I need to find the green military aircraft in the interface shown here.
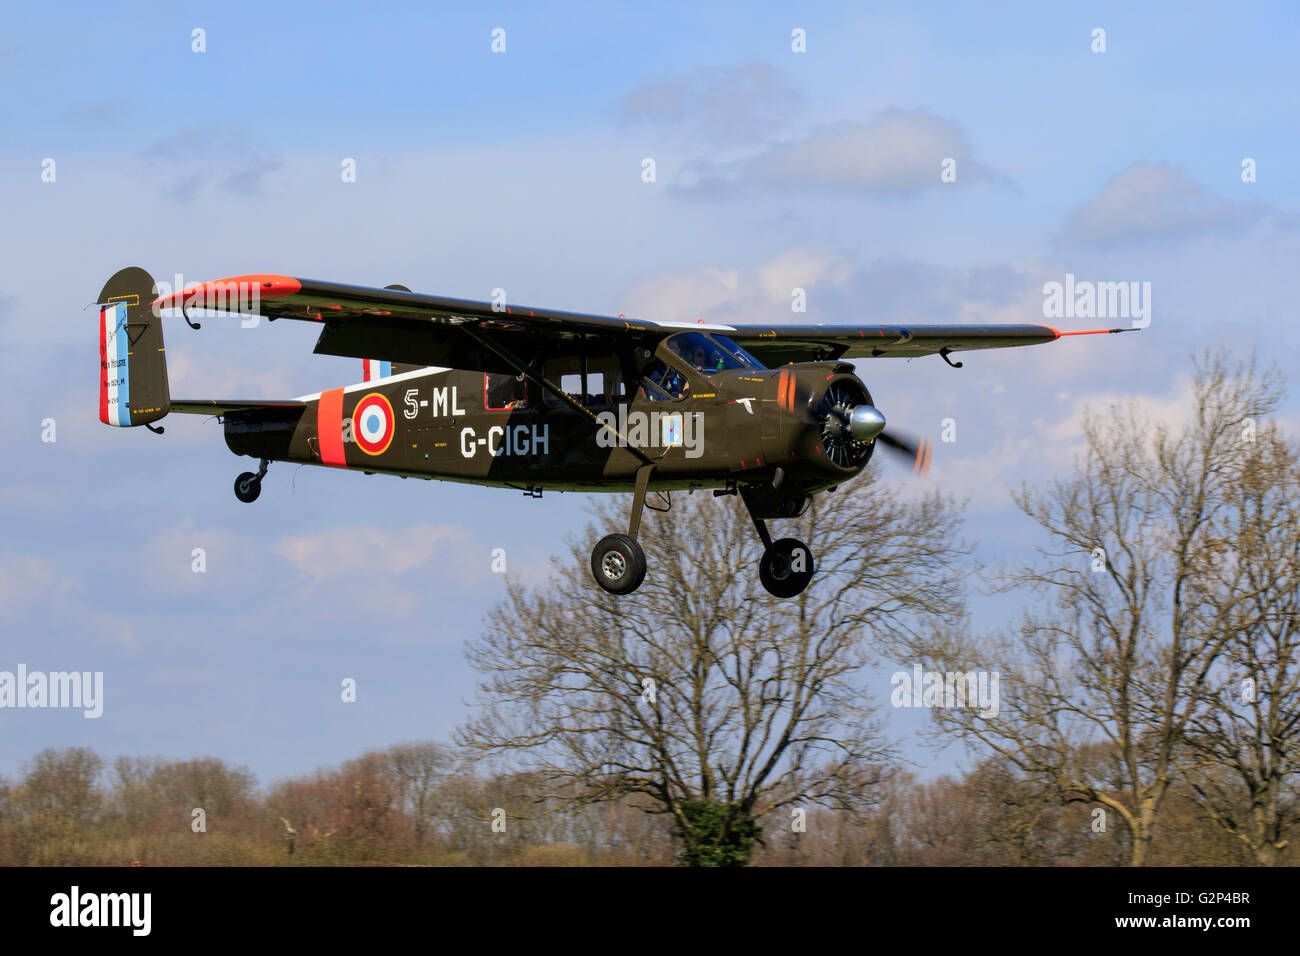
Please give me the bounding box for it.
[97,266,1134,597]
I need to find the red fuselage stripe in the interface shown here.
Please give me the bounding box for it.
[317,388,347,466]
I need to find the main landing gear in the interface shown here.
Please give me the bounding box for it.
[591,464,653,595]
[753,529,814,599]
[739,482,814,598]
[234,459,270,503]
[588,467,816,598]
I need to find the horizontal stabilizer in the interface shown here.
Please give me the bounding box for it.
[170,399,306,416]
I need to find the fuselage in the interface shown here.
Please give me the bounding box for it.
[222,361,875,496]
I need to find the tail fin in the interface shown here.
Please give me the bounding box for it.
[362,359,424,382]
[98,266,170,427]
[360,283,425,382]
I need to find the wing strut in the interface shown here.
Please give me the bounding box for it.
[455,324,657,467]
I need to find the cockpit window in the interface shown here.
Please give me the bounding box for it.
[711,334,766,370]
[665,332,744,375]
[640,358,688,400]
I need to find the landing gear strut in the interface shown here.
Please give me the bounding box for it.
[590,464,653,595]
[743,490,815,598]
[234,459,269,504]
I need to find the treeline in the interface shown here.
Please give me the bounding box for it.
[0,744,1288,866]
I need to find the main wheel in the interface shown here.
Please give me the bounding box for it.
[234,472,262,503]
[759,538,814,598]
[591,533,647,595]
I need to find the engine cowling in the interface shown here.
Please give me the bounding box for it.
[816,377,885,469]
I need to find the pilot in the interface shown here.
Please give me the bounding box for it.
[669,338,710,372]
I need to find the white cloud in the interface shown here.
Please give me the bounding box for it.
[619,63,802,145]
[756,247,854,303]
[1045,378,1199,445]
[166,351,299,402]
[675,109,1001,197]
[1061,162,1267,246]
[0,552,70,614]
[619,266,744,324]
[275,523,469,579]
[0,551,137,650]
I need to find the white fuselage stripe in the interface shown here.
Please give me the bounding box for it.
[295,365,451,403]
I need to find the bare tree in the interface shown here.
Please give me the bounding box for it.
[457,470,966,865]
[1182,410,1300,863]
[385,742,452,845]
[16,746,104,826]
[902,350,1283,866]
[8,747,105,863]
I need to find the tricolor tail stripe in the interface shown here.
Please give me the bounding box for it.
[99,303,131,426]
[363,359,393,381]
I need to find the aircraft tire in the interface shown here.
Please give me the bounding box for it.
[234,472,262,503]
[591,533,647,595]
[759,538,814,598]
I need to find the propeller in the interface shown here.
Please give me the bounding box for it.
[787,373,932,476]
[811,379,932,476]
[816,380,874,468]
[876,430,932,477]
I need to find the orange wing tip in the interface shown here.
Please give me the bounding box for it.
[149,274,302,309]
[1057,326,1142,336]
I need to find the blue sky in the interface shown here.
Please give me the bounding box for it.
[2,1,1298,786]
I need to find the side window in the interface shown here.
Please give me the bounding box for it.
[560,373,584,399]
[484,372,529,410]
[543,357,582,408]
[584,357,627,406]
[543,355,627,407]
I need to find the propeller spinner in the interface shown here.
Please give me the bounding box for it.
[815,378,930,476]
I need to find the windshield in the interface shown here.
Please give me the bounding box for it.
[666,332,744,375]
[711,334,766,370]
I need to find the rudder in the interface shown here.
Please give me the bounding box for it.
[98,266,170,427]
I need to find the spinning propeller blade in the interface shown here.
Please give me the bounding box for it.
[876,430,932,477]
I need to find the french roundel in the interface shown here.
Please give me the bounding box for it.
[353,393,395,455]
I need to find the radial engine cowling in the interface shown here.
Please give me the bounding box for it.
[817,378,885,469]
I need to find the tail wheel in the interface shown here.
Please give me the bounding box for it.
[591,533,647,595]
[759,538,814,598]
[234,472,261,503]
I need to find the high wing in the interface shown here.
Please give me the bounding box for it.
[724,323,1136,366]
[152,274,1135,370]
[153,274,673,375]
